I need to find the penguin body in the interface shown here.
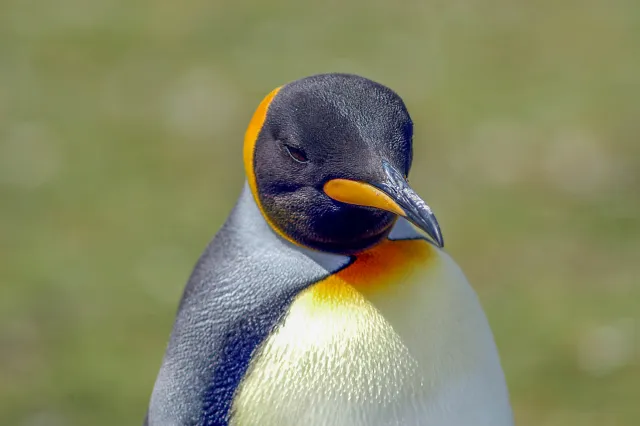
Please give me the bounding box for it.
[146,74,513,426]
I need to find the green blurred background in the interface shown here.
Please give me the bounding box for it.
[1,0,638,424]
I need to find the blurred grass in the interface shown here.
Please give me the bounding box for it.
[1,0,639,425]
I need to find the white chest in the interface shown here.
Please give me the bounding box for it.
[231,239,513,426]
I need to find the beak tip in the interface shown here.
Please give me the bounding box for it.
[433,233,444,248]
[428,224,444,249]
[404,214,444,248]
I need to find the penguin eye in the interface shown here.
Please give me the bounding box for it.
[283,144,309,164]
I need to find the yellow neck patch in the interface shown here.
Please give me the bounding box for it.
[312,238,434,304]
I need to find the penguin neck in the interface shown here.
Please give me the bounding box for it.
[235,181,434,273]
[235,181,352,272]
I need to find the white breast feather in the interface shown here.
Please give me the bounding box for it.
[231,220,513,426]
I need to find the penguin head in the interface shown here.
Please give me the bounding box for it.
[244,73,443,255]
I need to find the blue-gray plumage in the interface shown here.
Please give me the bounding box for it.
[147,185,349,425]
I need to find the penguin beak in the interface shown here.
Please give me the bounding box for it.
[323,161,444,248]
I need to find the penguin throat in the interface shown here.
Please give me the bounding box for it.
[256,194,397,255]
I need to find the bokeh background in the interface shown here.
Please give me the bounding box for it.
[1,0,639,425]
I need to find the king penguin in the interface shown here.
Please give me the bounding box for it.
[145,73,514,426]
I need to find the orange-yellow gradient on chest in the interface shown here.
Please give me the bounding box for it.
[312,237,435,305]
[231,237,438,425]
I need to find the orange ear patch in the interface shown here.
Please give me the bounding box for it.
[243,86,281,202]
[243,87,303,246]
